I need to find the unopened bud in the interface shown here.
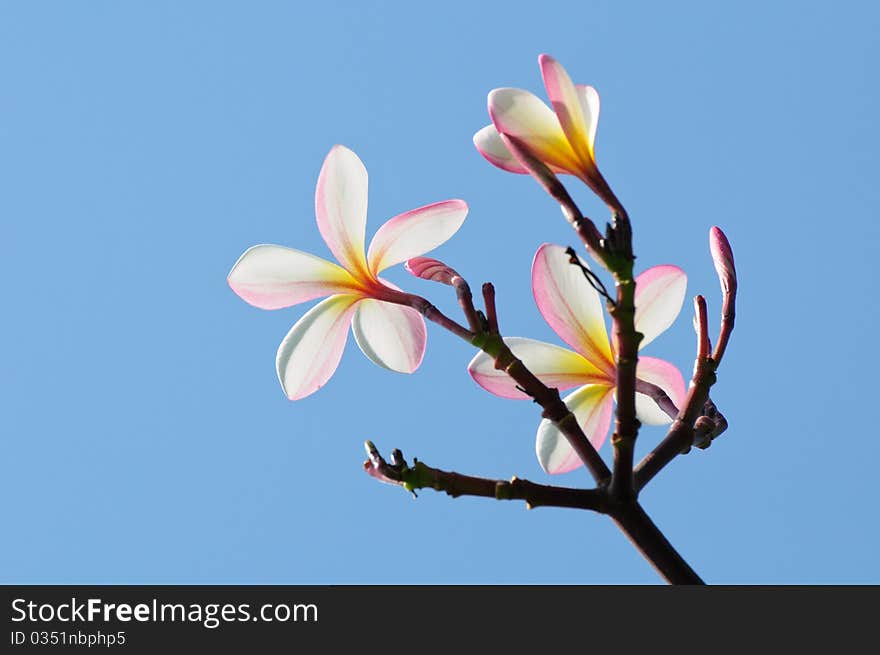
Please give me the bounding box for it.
[709,226,737,295]
[404,257,461,286]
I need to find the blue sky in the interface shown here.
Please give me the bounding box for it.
[2,1,878,583]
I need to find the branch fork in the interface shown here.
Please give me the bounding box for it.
[368,122,737,584]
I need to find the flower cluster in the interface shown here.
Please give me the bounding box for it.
[468,244,686,473]
[228,55,702,476]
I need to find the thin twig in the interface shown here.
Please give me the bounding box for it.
[694,295,710,360]
[397,287,611,484]
[634,378,678,421]
[633,360,716,491]
[634,231,737,490]
[482,283,499,334]
[403,294,474,342]
[452,276,481,333]
[713,285,736,365]
[565,246,615,305]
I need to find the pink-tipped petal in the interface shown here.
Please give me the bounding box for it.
[532,244,615,373]
[315,145,370,277]
[487,88,580,174]
[635,356,687,425]
[633,265,687,349]
[536,384,615,474]
[473,125,529,173]
[367,200,468,275]
[404,257,461,285]
[468,337,608,400]
[227,244,359,310]
[576,85,601,154]
[275,294,361,400]
[351,299,426,373]
[539,54,594,165]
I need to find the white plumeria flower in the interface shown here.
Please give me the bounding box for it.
[228,145,468,400]
[474,54,619,209]
[468,244,687,474]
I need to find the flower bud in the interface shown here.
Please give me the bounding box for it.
[404,257,461,286]
[709,226,737,295]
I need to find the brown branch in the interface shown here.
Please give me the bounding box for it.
[608,275,640,499]
[401,294,474,342]
[400,280,612,485]
[477,333,612,484]
[365,442,702,583]
[383,209,717,583]
[633,357,716,491]
[605,211,640,501]
[481,283,499,334]
[694,295,710,360]
[634,230,737,490]
[609,502,704,584]
[713,284,736,365]
[364,442,607,512]
[452,277,482,334]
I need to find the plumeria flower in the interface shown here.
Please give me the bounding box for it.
[228,145,468,400]
[473,54,620,210]
[468,244,687,474]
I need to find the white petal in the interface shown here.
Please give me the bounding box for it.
[539,54,593,165]
[634,265,687,349]
[473,125,529,173]
[468,337,608,399]
[276,294,360,400]
[532,243,615,372]
[315,145,370,276]
[576,85,600,154]
[367,199,468,274]
[536,384,615,474]
[351,299,427,373]
[227,244,359,309]
[635,356,687,425]
[487,87,581,173]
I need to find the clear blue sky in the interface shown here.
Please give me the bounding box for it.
[2,1,878,584]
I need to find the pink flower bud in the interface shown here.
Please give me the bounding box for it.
[404,257,461,286]
[709,226,737,295]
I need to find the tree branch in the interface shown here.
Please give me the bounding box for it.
[364,443,702,583]
[472,332,612,484]
[609,501,704,584]
[364,442,607,512]
[633,357,716,491]
[606,212,641,501]
[634,229,737,491]
[402,294,475,342]
[399,279,612,485]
